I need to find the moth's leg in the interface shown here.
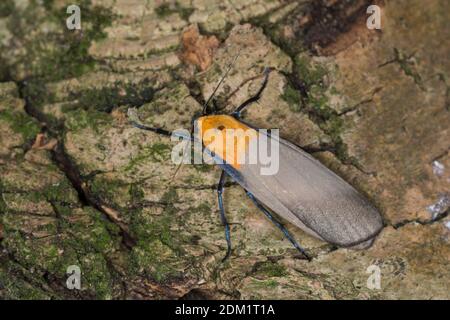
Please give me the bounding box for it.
[217,170,232,262]
[127,108,172,136]
[245,191,311,261]
[232,67,271,118]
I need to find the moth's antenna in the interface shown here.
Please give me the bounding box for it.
[173,51,240,180]
[202,50,241,115]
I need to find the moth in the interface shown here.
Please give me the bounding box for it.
[128,59,384,261]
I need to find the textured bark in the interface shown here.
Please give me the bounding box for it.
[0,0,449,299]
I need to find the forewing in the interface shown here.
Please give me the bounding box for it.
[220,133,383,247]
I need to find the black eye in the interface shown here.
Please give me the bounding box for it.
[217,125,225,131]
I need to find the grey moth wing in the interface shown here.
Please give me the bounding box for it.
[219,131,384,248]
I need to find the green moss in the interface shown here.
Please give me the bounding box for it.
[289,54,356,164]
[35,0,113,81]
[2,192,51,216]
[155,3,174,17]
[196,202,211,215]
[130,239,179,282]
[148,142,172,162]
[79,252,114,299]
[64,108,110,132]
[291,54,336,120]
[129,183,144,204]
[0,185,6,214]
[294,55,328,87]
[0,0,14,17]
[19,79,60,131]
[3,0,113,82]
[0,263,51,299]
[1,188,120,298]
[124,142,172,172]
[66,80,156,113]
[281,84,302,112]
[155,2,194,21]
[160,187,178,204]
[187,201,211,217]
[128,187,184,282]
[193,163,214,173]
[0,109,40,142]
[247,6,306,57]
[20,79,55,110]
[177,6,195,21]
[55,209,119,298]
[43,179,79,204]
[251,278,279,289]
[255,261,288,277]
[1,230,60,274]
[308,85,332,118]
[57,207,119,256]
[129,216,180,281]
[130,189,178,247]
[89,177,129,207]
[393,48,423,87]
[90,211,120,252]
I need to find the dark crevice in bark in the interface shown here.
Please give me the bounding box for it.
[391,210,449,230]
[16,81,137,251]
[51,142,136,249]
[337,87,383,116]
[50,143,90,207]
[245,0,384,180]
[432,147,450,163]
[378,48,425,90]
[302,0,374,53]
[179,288,216,300]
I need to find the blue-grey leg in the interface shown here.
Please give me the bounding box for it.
[127,108,173,137]
[245,191,311,261]
[217,170,232,262]
[232,67,271,118]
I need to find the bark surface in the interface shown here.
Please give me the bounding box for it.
[0,0,449,299]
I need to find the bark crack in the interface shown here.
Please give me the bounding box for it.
[390,209,449,230]
[16,81,137,251]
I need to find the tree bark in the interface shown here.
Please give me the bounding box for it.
[0,0,449,299]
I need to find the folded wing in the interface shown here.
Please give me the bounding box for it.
[220,132,383,248]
